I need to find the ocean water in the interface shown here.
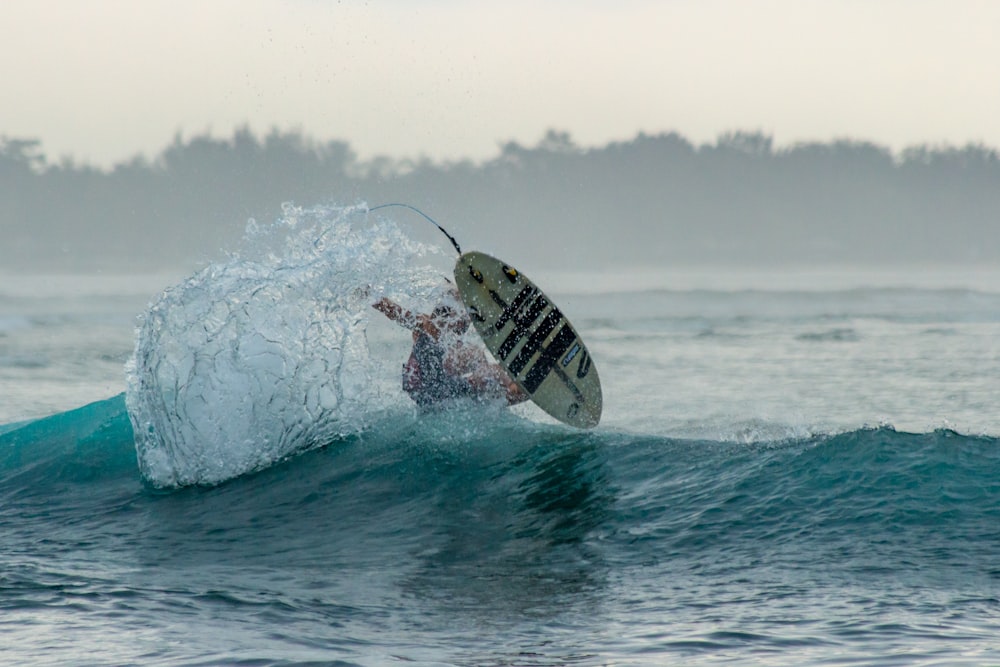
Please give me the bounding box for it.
[2,205,1000,665]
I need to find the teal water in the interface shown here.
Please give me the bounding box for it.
[2,394,999,665]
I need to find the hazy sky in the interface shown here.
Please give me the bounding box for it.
[2,0,998,167]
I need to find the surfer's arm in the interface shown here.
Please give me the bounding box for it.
[373,297,417,330]
[477,363,528,405]
[372,298,447,341]
[498,373,529,405]
[446,344,528,405]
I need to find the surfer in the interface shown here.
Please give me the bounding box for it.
[372,287,528,408]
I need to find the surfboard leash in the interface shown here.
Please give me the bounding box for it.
[368,203,462,255]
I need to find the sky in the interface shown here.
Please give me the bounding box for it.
[2,0,999,168]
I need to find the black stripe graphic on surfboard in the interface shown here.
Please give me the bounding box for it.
[497,295,553,362]
[522,324,578,394]
[487,282,575,395]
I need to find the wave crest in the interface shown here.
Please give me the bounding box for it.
[125,204,438,487]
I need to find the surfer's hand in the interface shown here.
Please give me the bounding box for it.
[505,379,528,405]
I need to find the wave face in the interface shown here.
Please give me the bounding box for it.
[2,397,999,665]
[124,204,447,487]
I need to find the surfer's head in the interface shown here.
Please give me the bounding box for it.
[430,286,470,334]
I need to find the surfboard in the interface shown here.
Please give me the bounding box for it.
[453,251,602,429]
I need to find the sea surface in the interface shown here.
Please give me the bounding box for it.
[2,205,1000,665]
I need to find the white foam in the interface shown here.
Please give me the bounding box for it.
[125,204,445,487]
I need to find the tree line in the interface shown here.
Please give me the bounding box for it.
[2,127,998,272]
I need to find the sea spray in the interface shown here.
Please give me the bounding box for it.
[125,204,447,487]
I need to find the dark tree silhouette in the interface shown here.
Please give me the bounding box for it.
[2,128,998,271]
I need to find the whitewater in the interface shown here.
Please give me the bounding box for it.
[2,204,1000,665]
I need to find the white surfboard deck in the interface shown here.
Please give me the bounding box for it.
[453,251,602,429]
